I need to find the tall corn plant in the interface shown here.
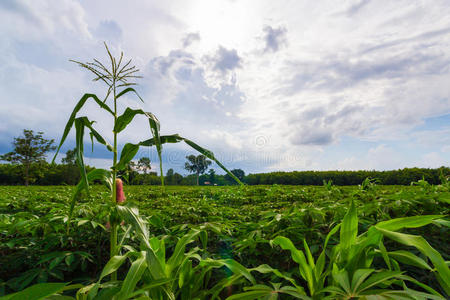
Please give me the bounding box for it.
[52,43,242,277]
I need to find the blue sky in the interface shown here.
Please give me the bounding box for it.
[0,0,449,175]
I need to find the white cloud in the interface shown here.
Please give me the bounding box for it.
[1,0,450,172]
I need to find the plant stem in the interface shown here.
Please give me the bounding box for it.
[111,78,118,281]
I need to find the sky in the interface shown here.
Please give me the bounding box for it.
[0,0,449,175]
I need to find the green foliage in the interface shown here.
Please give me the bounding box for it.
[185,154,212,185]
[61,149,77,165]
[246,167,450,186]
[1,183,449,298]
[0,129,56,186]
[225,169,246,185]
[137,157,151,174]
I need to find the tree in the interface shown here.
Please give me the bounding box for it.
[208,169,216,184]
[166,168,174,185]
[137,157,151,174]
[172,172,183,185]
[0,129,56,186]
[184,154,212,185]
[225,168,245,184]
[62,148,76,165]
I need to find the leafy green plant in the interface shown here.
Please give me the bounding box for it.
[50,44,242,277]
[230,200,449,299]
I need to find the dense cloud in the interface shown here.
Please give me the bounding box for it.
[0,0,449,172]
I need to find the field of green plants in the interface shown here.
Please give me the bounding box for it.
[1,179,449,299]
[1,45,449,299]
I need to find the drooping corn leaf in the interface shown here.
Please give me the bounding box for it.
[113,108,163,184]
[139,134,243,185]
[116,87,143,102]
[375,227,450,295]
[52,93,113,163]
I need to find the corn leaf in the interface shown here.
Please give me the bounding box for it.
[113,108,163,183]
[139,134,243,185]
[0,283,69,300]
[117,251,147,299]
[271,236,313,293]
[77,117,113,152]
[74,118,88,197]
[340,199,358,251]
[116,87,143,102]
[357,270,403,292]
[200,259,256,285]
[375,215,444,231]
[387,250,432,270]
[116,143,139,171]
[375,227,450,294]
[166,230,201,276]
[52,93,113,163]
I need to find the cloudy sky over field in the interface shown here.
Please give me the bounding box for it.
[0,0,449,174]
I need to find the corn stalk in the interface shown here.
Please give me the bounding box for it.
[52,43,242,280]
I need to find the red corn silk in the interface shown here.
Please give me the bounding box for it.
[116,178,126,204]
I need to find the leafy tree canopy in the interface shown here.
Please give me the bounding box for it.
[184,154,212,185]
[0,129,55,185]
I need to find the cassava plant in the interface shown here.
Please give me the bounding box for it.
[51,43,242,278]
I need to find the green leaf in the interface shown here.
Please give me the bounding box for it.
[340,199,358,251]
[116,143,140,171]
[116,205,149,243]
[387,250,432,270]
[0,283,68,300]
[271,236,313,294]
[316,224,341,278]
[200,259,256,285]
[375,215,444,231]
[357,270,403,292]
[375,227,450,294]
[116,87,143,102]
[332,269,351,295]
[117,251,147,299]
[78,117,113,152]
[67,169,112,230]
[125,279,174,299]
[182,137,242,185]
[139,134,243,185]
[113,108,163,183]
[114,108,145,133]
[87,252,133,299]
[146,112,164,186]
[166,230,201,275]
[74,118,88,197]
[226,290,274,300]
[250,264,305,293]
[178,259,192,288]
[303,239,315,269]
[52,93,113,163]
[350,269,374,293]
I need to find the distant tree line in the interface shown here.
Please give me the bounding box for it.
[244,167,449,186]
[1,129,448,186]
